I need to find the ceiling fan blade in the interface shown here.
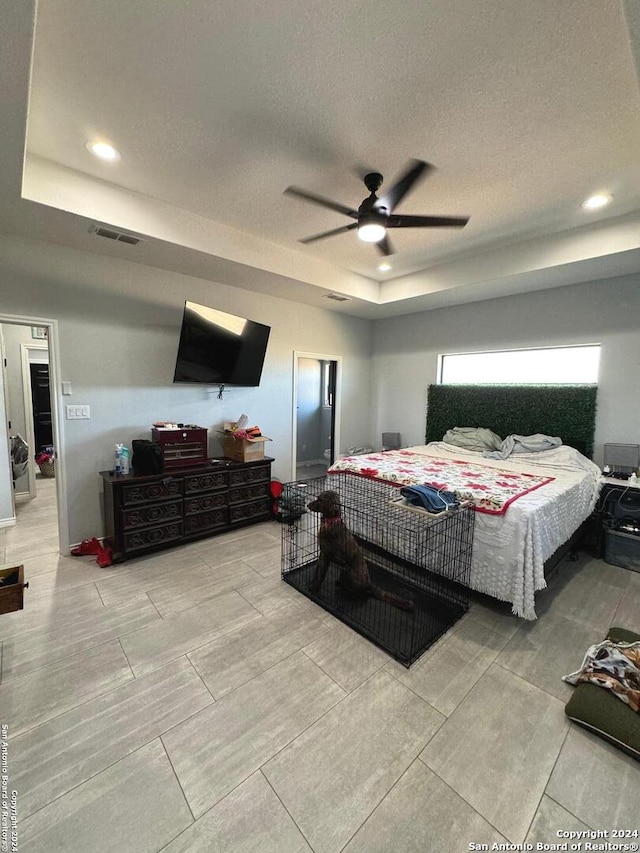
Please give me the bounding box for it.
[299,223,358,244]
[375,235,394,256]
[386,214,469,228]
[284,186,358,219]
[380,160,433,213]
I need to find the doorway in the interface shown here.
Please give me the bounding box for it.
[292,352,341,481]
[20,341,51,501]
[0,315,68,554]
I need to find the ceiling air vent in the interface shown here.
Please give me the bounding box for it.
[89,224,143,245]
[324,293,351,302]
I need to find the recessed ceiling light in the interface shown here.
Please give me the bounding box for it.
[86,141,121,162]
[582,193,611,211]
[378,262,392,271]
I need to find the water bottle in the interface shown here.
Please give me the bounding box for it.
[120,445,130,475]
[114,443,123,475]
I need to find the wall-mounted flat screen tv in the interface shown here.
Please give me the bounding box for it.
[173,301,271,386]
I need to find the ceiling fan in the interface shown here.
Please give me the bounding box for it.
[284,159,469,256]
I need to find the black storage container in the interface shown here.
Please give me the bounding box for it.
[604,523,640,572]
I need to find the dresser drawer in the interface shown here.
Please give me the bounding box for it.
[228,482,270,505]
[184,492,227,516]
[229,497,270,525]
[184,471,228,495]
[184,508,228,535]
[0,565,27,614]
[229,465,270,488]
[123,521,183,553]
[121,479,183,506]
[121,499,183,531]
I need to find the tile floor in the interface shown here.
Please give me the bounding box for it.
[0,476,639,852]
[295,463,329,482]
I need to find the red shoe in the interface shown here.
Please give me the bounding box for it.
[71,537,102,556]
[95,546,112,568]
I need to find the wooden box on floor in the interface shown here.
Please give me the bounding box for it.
[0,565,27,614]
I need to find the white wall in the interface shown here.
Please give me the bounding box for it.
[372,274,640,466]
[0,233,373,545]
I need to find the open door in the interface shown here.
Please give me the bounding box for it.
[292,352,341,481]
[326,359,337,464]
[20,341,50,500]
[0,329,15,526]
[0,315,68,554]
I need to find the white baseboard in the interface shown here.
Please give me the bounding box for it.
[0,516,16,528]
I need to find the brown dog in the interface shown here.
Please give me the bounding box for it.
[307,490,413,611]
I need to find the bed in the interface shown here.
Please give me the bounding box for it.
[327,384,602,620]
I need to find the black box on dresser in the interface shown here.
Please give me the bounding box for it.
[100,456,273,561]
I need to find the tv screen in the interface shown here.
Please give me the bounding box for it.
[173,301,271,386]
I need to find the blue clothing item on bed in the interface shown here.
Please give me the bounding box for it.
[399,484,459,512]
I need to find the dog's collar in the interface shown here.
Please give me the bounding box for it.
[321,516,342,528]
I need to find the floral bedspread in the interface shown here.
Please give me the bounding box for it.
[328,450,555,514]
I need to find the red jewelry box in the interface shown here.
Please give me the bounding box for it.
[151,427,208,469]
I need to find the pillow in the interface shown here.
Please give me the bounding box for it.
[564,627,640,761]
[441,426,502,452]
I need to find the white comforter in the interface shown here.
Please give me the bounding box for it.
[408,443,602,619]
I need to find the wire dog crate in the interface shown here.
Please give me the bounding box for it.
[281,474,474,667]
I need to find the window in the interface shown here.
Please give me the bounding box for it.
[438,345,600,384]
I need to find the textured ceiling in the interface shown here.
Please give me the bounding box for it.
[2,0,640,317]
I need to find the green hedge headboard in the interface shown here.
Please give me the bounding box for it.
[425,384,597,458]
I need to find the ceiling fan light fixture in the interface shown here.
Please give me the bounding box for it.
[358,221,386,243]
[286,159,465,255]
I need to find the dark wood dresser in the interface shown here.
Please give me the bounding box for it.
[100,456,273,561]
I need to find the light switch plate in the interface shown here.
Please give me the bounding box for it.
[66,405,91,419]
